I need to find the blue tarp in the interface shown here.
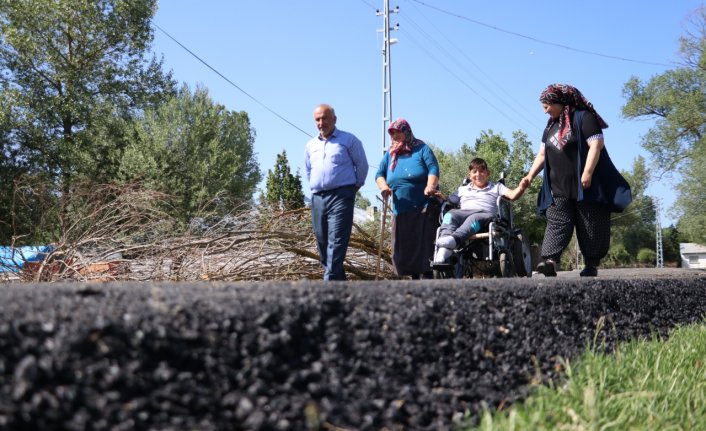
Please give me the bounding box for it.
[0,246,54,273]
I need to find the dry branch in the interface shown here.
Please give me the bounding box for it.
[5,185,397,282]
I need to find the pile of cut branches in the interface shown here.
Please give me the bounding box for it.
[6,183,395,282]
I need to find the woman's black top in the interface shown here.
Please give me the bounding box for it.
[541,111,602,200]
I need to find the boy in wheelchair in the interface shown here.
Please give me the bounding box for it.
[433,158,529,269]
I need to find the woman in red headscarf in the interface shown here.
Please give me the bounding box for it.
[375,118,441,279]
[523,84,632,277]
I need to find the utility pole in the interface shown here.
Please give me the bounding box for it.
[376,1,399,154]
[655,198,664,268]
[375,1,399,273]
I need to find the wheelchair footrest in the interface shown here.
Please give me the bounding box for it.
[466,232,490,242]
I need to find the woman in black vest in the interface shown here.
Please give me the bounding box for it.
[523,84,632,277]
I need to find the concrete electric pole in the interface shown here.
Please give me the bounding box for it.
[377,1,399,154]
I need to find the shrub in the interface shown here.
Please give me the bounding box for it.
[637,248,657,265]
[605,243,632,267]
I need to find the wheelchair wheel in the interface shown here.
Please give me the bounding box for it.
[499,252,515,278]
[433,268,455,279]
[513,232,533,277]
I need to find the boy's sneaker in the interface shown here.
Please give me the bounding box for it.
[436,236,457,249]
[580,266,598,277]
[433,247,453,264]
[536,259,557,277]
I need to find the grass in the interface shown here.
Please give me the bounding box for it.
[460,323,706,431]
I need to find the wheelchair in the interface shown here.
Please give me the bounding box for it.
[430,176,533,279]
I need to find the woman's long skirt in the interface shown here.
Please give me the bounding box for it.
[390,204,440,277]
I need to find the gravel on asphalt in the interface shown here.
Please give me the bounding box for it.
[1,276,706,430]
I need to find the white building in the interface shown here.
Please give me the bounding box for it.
[679,243,706,269]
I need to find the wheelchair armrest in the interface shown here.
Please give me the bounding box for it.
[448,193,460,207]
[441,200,459,217]
[496,196,513,226]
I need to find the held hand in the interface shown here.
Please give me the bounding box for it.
[520,177,531,190]
[380,187,392,200]
[423,185,437,197]
[581,172,593,189]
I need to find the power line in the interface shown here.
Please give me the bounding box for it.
[155,21,380,182]
[404,1,540,131]
[609,197,660,223]
[356,0,378,11]
[399,28,527,132]
[410,0,673,67]
[399,8,540,133]
[152,23,313,139]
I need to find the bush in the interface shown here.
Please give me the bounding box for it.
[637,248,657,265]
[605,243,632,268]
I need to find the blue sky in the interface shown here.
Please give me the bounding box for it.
[151,1,702,226]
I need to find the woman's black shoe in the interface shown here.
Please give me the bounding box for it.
[580,266,598,277]
[536,260,557,277]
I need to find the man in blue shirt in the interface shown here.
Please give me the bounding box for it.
[305,104,368,280]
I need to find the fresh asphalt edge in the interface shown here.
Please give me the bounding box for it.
[1,277,706,430]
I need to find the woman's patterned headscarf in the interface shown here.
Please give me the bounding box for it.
[388,118,422,171]
[539,84,608,150]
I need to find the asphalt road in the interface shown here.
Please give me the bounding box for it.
[551,267,706,279]
[1,269,705,430]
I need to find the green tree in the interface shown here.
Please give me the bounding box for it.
[507,131,537,185]
[675,148,706,243]
[0,0,174,186]
[612,156,656,259]
[620,156,655,225]
[0,0,174,242]
[121,84,261,221]
[605,243,632,267]
[621,6,706,243]
[355,191,371,210]
[623,225,655,258]
[662,225,683,264]
[264,150,304,210]
[433,142,476,197]
[473,130,511,175]
[637,248,657,265]
[504,130,544,243]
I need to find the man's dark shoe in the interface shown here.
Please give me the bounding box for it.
[580,266,598,277]
[536,259,557,277]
